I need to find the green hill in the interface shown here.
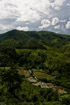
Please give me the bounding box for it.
[0,30,70,49]
[0,30,70,89]
[0,30,70,105]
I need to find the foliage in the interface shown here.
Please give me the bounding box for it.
[0,30,70,104]
[0,66,23,97]
[0,69,60,104]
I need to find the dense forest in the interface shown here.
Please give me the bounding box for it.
[0,30,70,105]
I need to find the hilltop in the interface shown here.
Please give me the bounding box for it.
[0,30,70,49]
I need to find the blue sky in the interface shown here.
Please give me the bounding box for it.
[0,0,70,34]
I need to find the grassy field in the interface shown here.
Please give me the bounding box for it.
[18,69,55,82]
[34,71,55,82]
[18,68,30,78]
[0,67,10,70]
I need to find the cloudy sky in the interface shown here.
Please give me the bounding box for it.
[0,0,70,34]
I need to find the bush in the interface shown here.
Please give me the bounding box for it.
[62,97,70,105]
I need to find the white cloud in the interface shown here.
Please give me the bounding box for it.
[52,17,59,25]
[16,10,40,23]
[0,0,70,34]
[16,26,29,31]
[54,6,60,10]
[0,0,18,19]
[60,20,66,22]
[39,19,51,29]
[54,0,65,6]
[1,0,65,22]
[66,21,70,29]
[0,0,52,22]
[54,25,61,29]
[0,0,66,22]
[49,0,65,10]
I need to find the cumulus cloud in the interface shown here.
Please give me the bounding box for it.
[54,0,65,6]
[52,17,59,25]
[0,0,70,34]
[0,0,52,22]
[50,0,65,10]
[66,21,70,29]
[16,10,40,23]
[39,19,51,29]
[16,26,29,31]
[0,0,65,22]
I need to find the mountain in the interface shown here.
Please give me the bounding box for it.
[0,30,70,49]
[0,30,70,90]
[0,30,70,105]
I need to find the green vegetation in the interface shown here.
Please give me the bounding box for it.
[0,30,70,49]
[0,66,60,105]
[34,72,55,82]
[0,30,70,104]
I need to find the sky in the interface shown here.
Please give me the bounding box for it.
[0,0,70,34]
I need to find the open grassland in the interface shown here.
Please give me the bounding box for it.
[34,71,55,81]
[18,68,30,77]
[0,67,10,70]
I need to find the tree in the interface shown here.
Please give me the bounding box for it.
[62,97,70,105]
[1,65,23,98]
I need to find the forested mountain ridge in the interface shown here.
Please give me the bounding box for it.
[0,30,70,49]
[0,30,70,105]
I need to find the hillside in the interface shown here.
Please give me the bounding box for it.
[0,30,70,105]
[0,30,70,49]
